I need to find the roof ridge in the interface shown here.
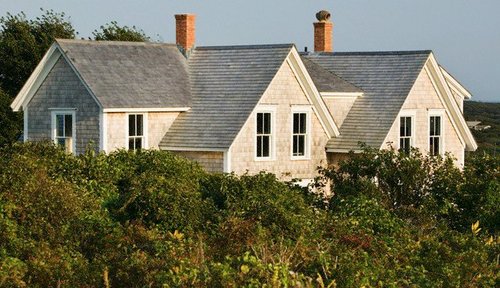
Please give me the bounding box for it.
[55,38,177,47]
[195,43,295,50]
[303,50,433,56]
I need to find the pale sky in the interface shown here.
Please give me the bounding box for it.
[1,0,499,102]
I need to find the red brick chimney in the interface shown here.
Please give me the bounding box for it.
[175,14,196,55]
[313,10,333,53]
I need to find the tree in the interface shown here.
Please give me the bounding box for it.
[93,21,149,42]
[0,9,75,146]
[0,88,22,146]
[0,9,75,96]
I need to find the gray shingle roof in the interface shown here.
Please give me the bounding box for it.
[56,39,191,108]
[303,50,431,150]
[300,56,363,93]
[160,44,293,149]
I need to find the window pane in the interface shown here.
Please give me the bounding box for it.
[262,135,269,157]
[135,138,142,150]
[136,115,143,136]
[129,115,136,136]
[57,138,65,147]
[56,114,64,137]
[293,135,298,155]
[293,114,299,134]
[406,117,411,136]
[257,136,262,157]
[430,117,435,136]
[129,138,135,150]
[64,114,72,137]
[263,113,271,134]
[257,113,263,134]
[299,113,306,133]
[298,135,305,156]
[435,116,441,135]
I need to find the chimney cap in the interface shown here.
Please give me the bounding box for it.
[316,10,331,22]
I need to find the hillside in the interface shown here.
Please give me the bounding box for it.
[464,101,500,155]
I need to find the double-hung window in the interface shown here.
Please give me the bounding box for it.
[128,114,145,150]
[399,116,413,154]
[256,111,273,159]
[292,111,309,158]
[51,110,75,153]
[429,115,442,156]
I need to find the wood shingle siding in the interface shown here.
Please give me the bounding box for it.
[27,56,100,154]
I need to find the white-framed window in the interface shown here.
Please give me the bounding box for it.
[399,116,413,154]
[127,113,147,150]
[51,110,76,153]
[429,115,443,156]
[291,107,311,159]
[255,106,275,160]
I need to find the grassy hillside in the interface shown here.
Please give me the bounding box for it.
[464,101,500,155]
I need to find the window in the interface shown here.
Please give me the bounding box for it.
[399,116,412,154]
[292,112,308,157]
[256,112,272,158]
[429,115,442,156]
[51,110,75,153]
[128,114,144,150]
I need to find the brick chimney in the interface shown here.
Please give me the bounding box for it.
[313,10,333,52]
[175,14,196,56]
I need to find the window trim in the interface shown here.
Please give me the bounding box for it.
[290,106,312,160]
[126,113,148,150]
[254,105,276,161]
[428,109,445,156]
[51,109,76,154]
[398,110,416,153]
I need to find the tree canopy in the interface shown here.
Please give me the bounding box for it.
[0,9,75,97]
[92,21,150,42]
[0,143,498,286]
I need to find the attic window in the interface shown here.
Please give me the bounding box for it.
[399,116,413,154]
[291,107,311,159]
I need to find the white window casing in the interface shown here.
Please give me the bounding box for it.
[254,105,276,161]
[398,110,416,153]
[291,106,312,160]
[428,109,445,156]
[126,113,148,150]
[51,109,76,154]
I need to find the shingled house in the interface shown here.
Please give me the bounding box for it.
[11,11,476,182]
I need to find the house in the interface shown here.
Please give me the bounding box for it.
[11,11,477,182]
[467,121,491,131]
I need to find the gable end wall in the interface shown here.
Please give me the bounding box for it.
[26,56,100,154]
[230,61,329,180]
[382,68,465,166]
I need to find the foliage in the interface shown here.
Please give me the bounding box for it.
[0,88,22,146]
[464,101,500,155]
[0,142,498,286]
[92,21,149,42]
[0,9,75,96]
[0,9,75,147]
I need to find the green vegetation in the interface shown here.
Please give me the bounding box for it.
[464,101,500,155]
[0,142,498,287]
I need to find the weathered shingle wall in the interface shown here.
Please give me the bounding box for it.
[172,151,224,173]
[27,56,100,154]
[382,68,465,166]
[106,112,180,151]
[230,61,329,181]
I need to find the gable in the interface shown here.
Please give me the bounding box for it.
[229,59,330,178]
[382,67,465,164]
[304,51,431,152]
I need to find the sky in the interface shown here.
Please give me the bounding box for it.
[1,0,499,102]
